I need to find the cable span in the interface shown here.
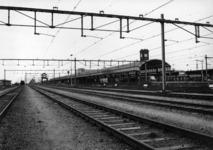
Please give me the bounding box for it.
[144,0,174,16]
[43,0,83,57]
[77,0,175,58]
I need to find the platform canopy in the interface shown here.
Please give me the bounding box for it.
[139,59,171,70]
[51,59,171,80]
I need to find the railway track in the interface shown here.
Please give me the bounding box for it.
[43,86,213,116]
[0,86,23,121]
[32,85,213,150]
[75,86,213,100]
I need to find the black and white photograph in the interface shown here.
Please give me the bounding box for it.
[0,0,213,149]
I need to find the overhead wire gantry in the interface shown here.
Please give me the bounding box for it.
[0,6,213,91]
[0,58,141,84]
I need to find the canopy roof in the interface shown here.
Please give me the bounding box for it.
[51,59,171,80]
[139,59,171,70]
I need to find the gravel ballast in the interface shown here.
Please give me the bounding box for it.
[0,86,133,150]
[40,86,213,137]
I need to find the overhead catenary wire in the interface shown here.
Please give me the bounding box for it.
[123,37,143,41]
[0,20,6,24]
[102,0,119,11]
[95,14,213,59]
[54,16,83,27]
[151,51,213,63]
[144,0,174,16]
[43,0,83,56]
[75,0,175,57]
[128,21,155,32]
[166,55,205,62]
[36,33,55,37]
[94,19,120,30]
[70,0,120,52]
[83,35,103,39]
[14,1,211,72]
[37,0,62,59]
[74,20,137,56]
[115,37,213,61]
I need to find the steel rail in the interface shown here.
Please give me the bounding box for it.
[0,87,20,97]
[75,86,213,100]
[32,86,154,150]
[32,85,213,149]
[69,87,213,108]
[32,87,213,144]
[44,86,213,115]
[0,87,23,120]
[49,86,213,108]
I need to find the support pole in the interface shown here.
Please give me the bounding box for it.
[51,12,54,28]
[53,69,55,84]
[127,18,129,33]
[196,61,198,70]
[70,59,72,86]
[138,67,141,85]
[120,18,122,39]
[202,61,203,82]
[195,26,200,43]
[25,73,27,84]
[34,11,36,34]
[91,15,94,30]
[161,14,166,91]
[4,69,6,86]
[205,55,207,81]
[75,57,76,85]
[145,60,147,82]
[81,15,83,37]
[59,72,60,84]
[8,9,10,25]
[43,60,45,68]
[127,72,130,85]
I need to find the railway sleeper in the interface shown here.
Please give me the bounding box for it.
[33,86,213,150]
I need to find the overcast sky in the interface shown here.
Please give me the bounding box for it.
[0,0,213,83]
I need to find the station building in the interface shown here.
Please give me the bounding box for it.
[49,50,172,85]
[0,80,12,87]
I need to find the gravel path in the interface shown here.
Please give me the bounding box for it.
[40,86,213,137]
[0,86,133,150]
